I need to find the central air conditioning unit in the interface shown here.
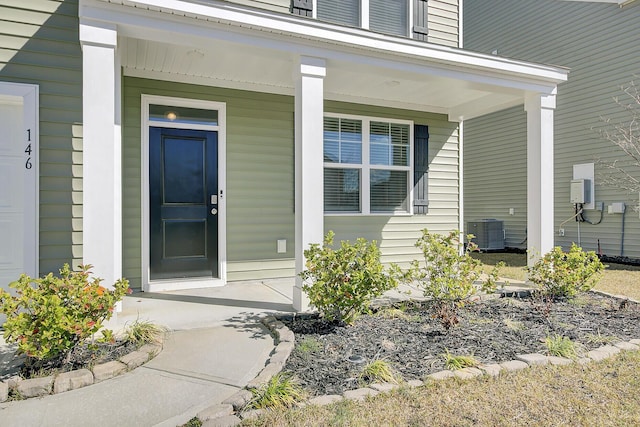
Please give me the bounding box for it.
[467,219,505,251]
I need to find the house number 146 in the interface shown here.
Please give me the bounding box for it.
[25,129,32,169]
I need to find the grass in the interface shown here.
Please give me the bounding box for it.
[471,252,527,281]
[241,351,640,426]
[472,252,640,301]
[503,317,525,331]
[442,349,479,370]
[584,330,619,345]
[296,337,322,355]
[360,360,398,384]
[544,334,578,359]
[249,373,306,409]
[125,319,167,346]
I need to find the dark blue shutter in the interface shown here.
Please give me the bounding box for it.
[413,124,429,214]
[291,0,313,17]
[413,0,428,41]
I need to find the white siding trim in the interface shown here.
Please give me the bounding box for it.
[140,94,228,292]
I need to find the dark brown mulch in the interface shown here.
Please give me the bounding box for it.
[279,293,640,397]
[19,339,138,379]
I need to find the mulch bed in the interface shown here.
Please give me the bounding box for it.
[279,292,640,397]
[17,339,139,379]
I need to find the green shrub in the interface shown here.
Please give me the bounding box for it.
[250,373,306,409]
[300,231,399,325]
[409,229,500,329]
[0,264,130,361]
[527,244,605,299]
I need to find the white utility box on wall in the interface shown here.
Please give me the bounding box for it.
[608,203,626,214]
[570,178,591,204]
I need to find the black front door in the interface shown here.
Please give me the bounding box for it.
[149,127,218,280]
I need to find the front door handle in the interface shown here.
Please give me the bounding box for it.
[211,195,218,204]
[210,208,218,215]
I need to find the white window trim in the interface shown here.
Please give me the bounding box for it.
[324,112,413,216]
[141,94,227,292]
[316,0,413,37]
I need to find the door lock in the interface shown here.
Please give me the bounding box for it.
[210,208,218,215]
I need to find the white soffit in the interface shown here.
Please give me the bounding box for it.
[88,0,568,118]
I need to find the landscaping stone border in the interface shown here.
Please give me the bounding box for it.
[196,294,640,427]
[0,340,163,401]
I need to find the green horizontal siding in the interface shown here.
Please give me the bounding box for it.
[122,77,295,288]
[0,0,82,275]
[428,0,459,47]
[218,0,290,13]
[464,0,640,258]
[325,101,460,268]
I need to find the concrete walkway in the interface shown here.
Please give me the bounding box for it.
[0,279,296,427]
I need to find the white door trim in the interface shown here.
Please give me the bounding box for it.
[141,94,227,292]
[0,81,39,280]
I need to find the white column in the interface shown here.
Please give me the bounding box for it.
[80,21,122,289]
[525,93,556,267]
[293,56,326,311]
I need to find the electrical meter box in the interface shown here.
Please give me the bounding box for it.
[570,179,591,204]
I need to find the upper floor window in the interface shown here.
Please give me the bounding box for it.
[317,0,360,27]
[317,0,412,37]
[370,0,409,37]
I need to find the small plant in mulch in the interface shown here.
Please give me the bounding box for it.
[295,337,323,361]
[407,229,502,330]
[125,319,167,346]
[441,349,479,370]
[545,334,578,359]
[300,231,401,325]
[359,359,399,384]
[0,264,131,375]
[527,244,605,300]
[249,373,306,409]
[584,330,619,345]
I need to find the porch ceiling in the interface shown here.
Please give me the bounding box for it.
[89,0,568,120]
[121,37,525,118]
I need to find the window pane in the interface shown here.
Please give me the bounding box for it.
[318,0,360,26]
[370,144,389,165]
[150,104,218,125]
[370,121,409,166]
[324,168,361,212]
[324,141,340,163]
[370,0,409,36]
[390,123,409,146]
[392,145,409,166]
[341,143,362,163]
[324,117,362,164]
[370,170,408,212]
[370,121,391,143]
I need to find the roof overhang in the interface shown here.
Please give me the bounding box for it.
[80,0,569,120]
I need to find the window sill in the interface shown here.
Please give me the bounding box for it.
[324,212,413,217]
